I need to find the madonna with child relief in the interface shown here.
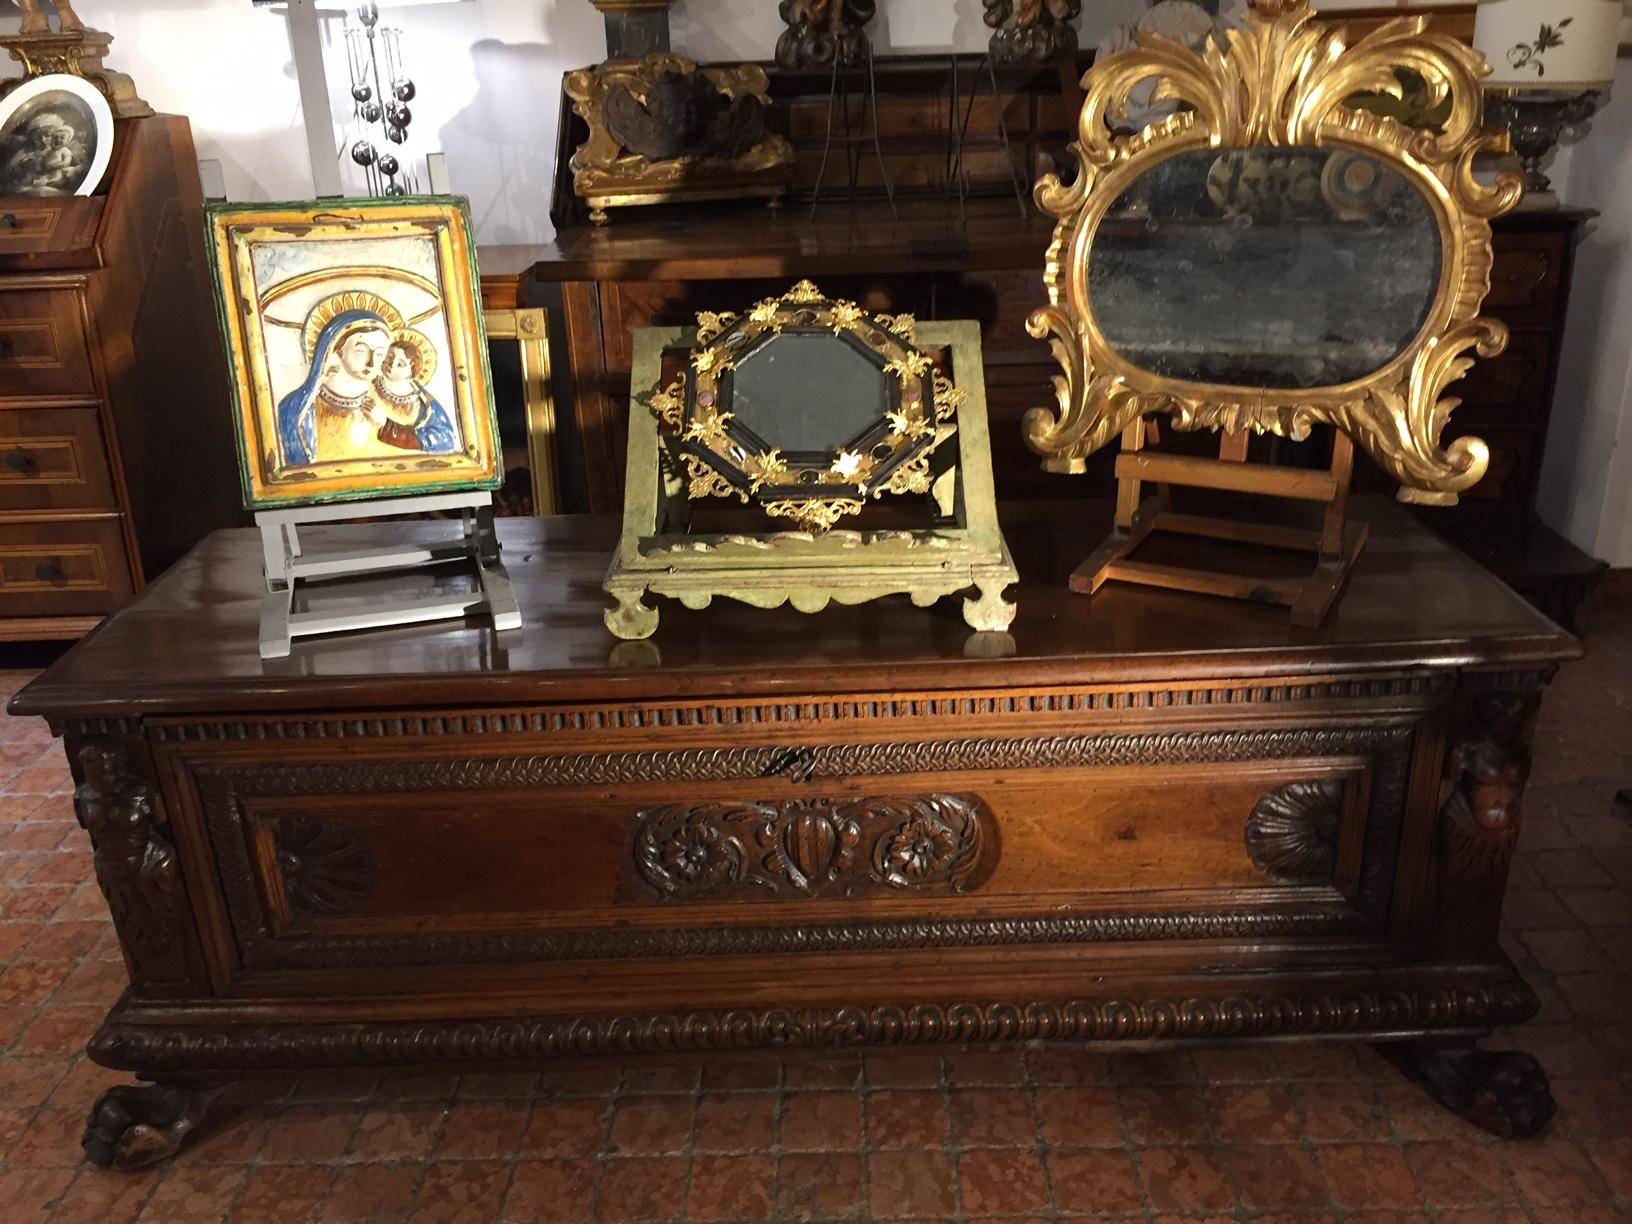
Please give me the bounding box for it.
[207,197,499,509]
[278,292,458,466]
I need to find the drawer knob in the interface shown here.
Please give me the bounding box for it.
[0,213,15,230]
[34,562,64,583]
[4,448,33,473]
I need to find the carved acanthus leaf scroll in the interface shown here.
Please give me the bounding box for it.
[632,794,994,900]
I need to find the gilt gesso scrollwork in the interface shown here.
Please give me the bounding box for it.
[632,794,993,900]
[1025,0,1522,503]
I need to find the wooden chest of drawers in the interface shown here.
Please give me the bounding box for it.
[0,115,242,641]
[8,507,1578,1167]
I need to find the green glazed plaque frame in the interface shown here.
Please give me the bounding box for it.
[604,320,1018,640]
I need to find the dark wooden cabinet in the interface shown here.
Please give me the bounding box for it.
[0,114,243,642]
[1350,210,1590,526]
[535,205,1588,518]
[8,504,1580,1166]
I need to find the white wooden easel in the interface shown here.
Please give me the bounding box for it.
[257,490,522,659]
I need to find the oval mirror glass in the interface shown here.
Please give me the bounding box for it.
[1087,147,1442,389]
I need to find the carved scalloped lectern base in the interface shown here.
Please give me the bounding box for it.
[82,1082,227,1170]
[1382,1041,1556,1139]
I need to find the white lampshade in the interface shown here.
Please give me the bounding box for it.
[1474,0,1622,90]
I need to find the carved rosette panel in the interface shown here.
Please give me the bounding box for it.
[269,818,372,920]
[1245,779,1345,883]
[71,737,189,986]
[632,794,994,901]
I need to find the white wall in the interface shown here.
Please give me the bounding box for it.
[6,1,1628,561]
[1538,60,1632,567]
[0,0,1147,244]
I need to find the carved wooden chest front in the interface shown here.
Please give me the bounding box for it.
[9,511,1578,1165]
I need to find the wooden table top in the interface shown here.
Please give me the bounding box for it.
[528,198,1062,283]
[10,500,1579,720]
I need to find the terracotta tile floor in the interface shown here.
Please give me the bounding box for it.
[1,584,1629,1223]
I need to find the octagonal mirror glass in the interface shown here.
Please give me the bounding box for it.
[724,330,895,459]
[1086,146,1442,390]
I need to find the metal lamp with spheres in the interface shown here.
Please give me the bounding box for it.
[256,0,463,199]
[1474,0,1621,205]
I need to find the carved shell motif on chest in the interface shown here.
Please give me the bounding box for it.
[630,794,997,901]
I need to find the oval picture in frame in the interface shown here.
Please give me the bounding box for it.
[0,74,115,199]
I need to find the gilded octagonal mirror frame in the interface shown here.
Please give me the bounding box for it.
[650,280,963,533]
[1024,0,1523,504]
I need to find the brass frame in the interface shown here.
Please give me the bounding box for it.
[604,321,1017,641]
[1025,0,1522,505]
[482,307,559,516]
[649,280,963,534]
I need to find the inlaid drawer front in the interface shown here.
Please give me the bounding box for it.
[0,517,134,615]
[0,407,118,511]
[0,288,95,398]
[175,713,1421,983]
[1486,233,1566,326]
[0,198,103,255]
[1455,329,1555,421]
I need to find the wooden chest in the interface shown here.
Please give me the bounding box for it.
[7,506,1578,1166]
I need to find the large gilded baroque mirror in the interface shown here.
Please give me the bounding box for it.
[1026,0,1522,504]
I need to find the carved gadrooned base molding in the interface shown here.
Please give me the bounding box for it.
[1381,1041,1557,1139]
[82,1082,227,1170]
[89,979,1537,1074]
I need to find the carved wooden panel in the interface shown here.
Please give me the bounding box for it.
[90,979,1539,1073]
[629,794,995,901]
[1428,671,1550,959]
[176,713,1415,982]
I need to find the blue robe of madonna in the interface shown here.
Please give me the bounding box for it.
[275,308,389,467]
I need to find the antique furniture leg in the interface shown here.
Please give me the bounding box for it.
[605,585,660,638]
[82,1081,229,1170]
[1380,1041,1555,1139]
[963,572,1018,632]
[1379,673,1558,1137]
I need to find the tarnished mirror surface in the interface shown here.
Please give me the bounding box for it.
[1087,147,1442,389]
[726,331,895,457]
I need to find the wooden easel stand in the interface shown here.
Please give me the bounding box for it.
[1073,422,1368,627]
